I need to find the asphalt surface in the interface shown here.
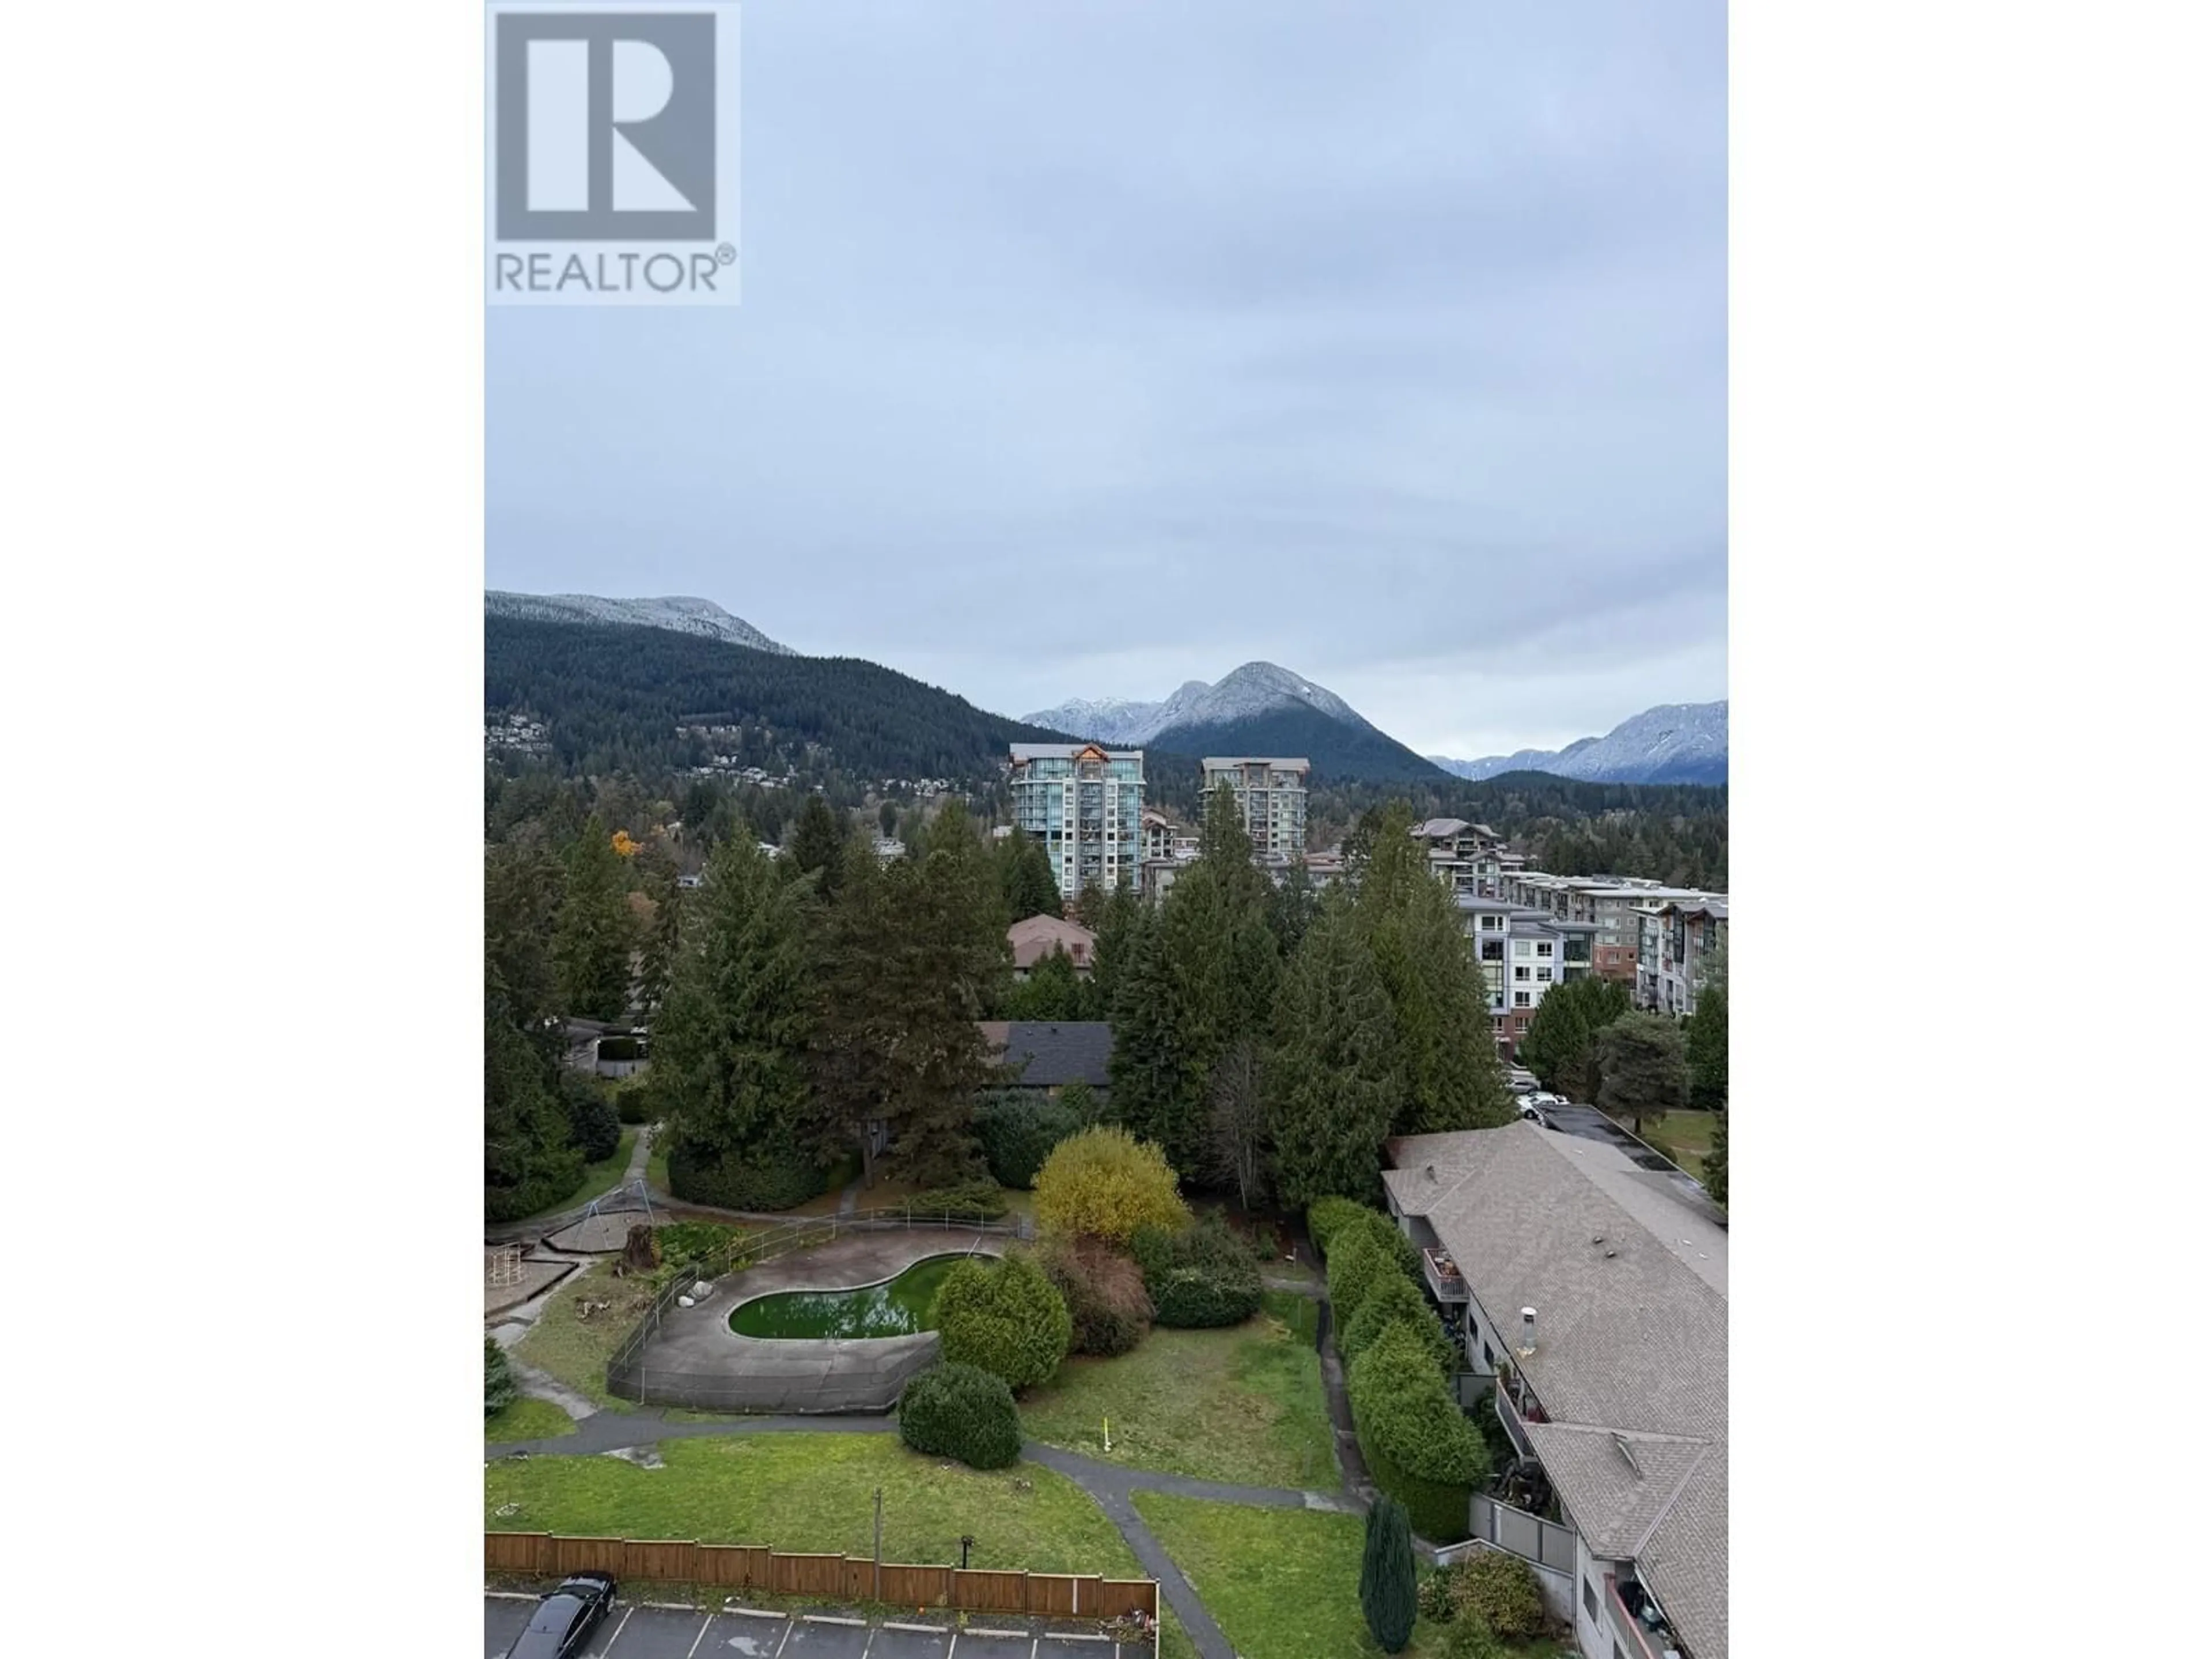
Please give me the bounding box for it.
[1538,1102,1725,1221]
[486,1593,1146,1659]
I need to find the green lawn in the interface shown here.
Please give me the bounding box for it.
[510,1129,639,1224]
[1019,1291,1335,1489]
[485,1396,577,1443]
[512,1259,662,1410]
[485,1434,1146,1580]
[645,1138,671,1196]
[1133,1492,1568,1659]
[1650,1109,1715,1164]
[1131,1492,1445,1659]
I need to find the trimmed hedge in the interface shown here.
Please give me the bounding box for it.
[897,1362,1021,1470]
[933,1251,1072,1390]
[612,1073,661,1125]
[1347,1321,1486,1543]
[975,1091,1084,1190]
[483,1150,584,1224]
[1130,1214,1263,1328]
[909,1179,1010,1222]
[1324,1226,1396,1330]
[665,1137,828,1213]
[1040,1237,1153,1357]
[1308,1196,1375,1258]
[1341,1271,1457,1381]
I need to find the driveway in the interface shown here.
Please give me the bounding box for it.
[1540,1103,1722,1219]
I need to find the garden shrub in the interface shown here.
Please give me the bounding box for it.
[1131,1213,1263,1328]
[656,1220,741,1266]
[1451,1550,1546,1641]
[1440,1614,1507,1659]
[612,1073,661,1125]
[932,1251,1073,1389]
[1347,1321,1486,1543]
[1040,1236,1153,1357]
[1342,1271,1457,1380]
[897,1362,1021,1470]
[1307,1196,1374,1258]
[975,1090,1084,1189]
[910,1179,1011,1222]
[559,1073,622,1164]
[483,1149,584,1224]
[1331,1207,1421,1281]
[666,1136,828,1212]
[484,1336,516,1418]
[1034,1125,1191,1245]
[1418,1567,1458,1624]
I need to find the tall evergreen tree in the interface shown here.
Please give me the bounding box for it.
[1089,885,1142,1008]
[1265,897,1402,1207]
[552,817,635,1020]
[789,793,847,900]
[486,838,564,1056]
[1358,1494,1417,1654]
[997,825,1063,922]
[1595,1011,1690,1135]
[1266,853,1318,955]
[650,835,819,1179]
[1073,877,1109,931]
[1518,974,1632,1101]
[1002,946,1086,1021]
[1702,1108,1729,1209]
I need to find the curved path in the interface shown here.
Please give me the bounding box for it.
[487,1408,1351,1659]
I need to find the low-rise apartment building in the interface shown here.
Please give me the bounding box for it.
[1459,898,1598,1055]
[1506,873,1725,983]
[1008,743,1146,900]
[1200,757,1310,862]
[1382,1123,1728,1659]
[1635,899,1728,1017]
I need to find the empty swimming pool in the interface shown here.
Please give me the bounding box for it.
[728,1253,967,1339]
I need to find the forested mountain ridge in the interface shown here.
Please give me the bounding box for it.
[486,615,1075,782]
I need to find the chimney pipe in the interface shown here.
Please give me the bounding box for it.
[1518,1307,1536,1356]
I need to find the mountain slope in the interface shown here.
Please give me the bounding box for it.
[1027,662,1446,785]
[487,615,1071,780]
[486,591,797,655]
[1431,700,1728,786]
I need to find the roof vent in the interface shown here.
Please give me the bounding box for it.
[1424,1164,1437,1182]
[1517,1307,1536,1357]
[1611,1434,1642,1478]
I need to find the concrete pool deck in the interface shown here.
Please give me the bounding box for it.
[609,1226,1005,1414]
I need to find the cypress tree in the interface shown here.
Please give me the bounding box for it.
[789,793,847,900]
[1264,897,1402,1207]
[1359,1493,1417,1653]
[552,816,635,1021]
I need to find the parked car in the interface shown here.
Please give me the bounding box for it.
[1518,1102,1551,1127]
[1508,1070,1539,1096]
[1525,1090,1567,1109]
[501,1575,618,1659]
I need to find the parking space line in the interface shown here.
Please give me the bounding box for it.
[859,1630,876,1659]
[600,1605,634,1653]
[772,1617,794,1659]
[684,1613,714,1659]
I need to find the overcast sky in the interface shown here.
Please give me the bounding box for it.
[487,1,1725,760]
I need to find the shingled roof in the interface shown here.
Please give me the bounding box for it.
[1386,1122,1728,1659]
[978,1021,1114,1089]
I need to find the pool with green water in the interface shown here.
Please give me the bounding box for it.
[728,1253,967,1339]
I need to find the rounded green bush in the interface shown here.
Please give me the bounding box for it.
[1451,1550,1546,1641]
[1132,1214,1263,1328]
[666,1137,827,1212]
[932,1251,1073,1389]
[975,1092,1084,1190]
[897,1362,1021,1469]
[484,1336,517,1418]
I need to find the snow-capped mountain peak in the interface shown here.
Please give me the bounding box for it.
[485,591,796,655]
[1430,700,1728,785]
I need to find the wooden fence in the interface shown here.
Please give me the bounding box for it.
[486,1533,1157,1620]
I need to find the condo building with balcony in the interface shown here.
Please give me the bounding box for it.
[1634,898,1729,1017]
[1199,757,1310,863]
[1458,897,1599,1055]
[1007,743,1146,900]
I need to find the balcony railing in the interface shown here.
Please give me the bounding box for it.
[1421,1247,1469,1303]
[1493,1368,1550,1459]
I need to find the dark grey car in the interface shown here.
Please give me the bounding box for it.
[501,1575,618,1659]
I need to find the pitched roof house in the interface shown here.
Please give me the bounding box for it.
[1006,914,1098,976]
[1383,1123,1728,1659]
[976,1021,1114,1092]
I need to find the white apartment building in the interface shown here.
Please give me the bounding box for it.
[1506,872,1725,984]
[1007,743,1146,901]
[1200,757,1310,863]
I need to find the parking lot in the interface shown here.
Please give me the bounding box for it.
[486,1592,1140,1659]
